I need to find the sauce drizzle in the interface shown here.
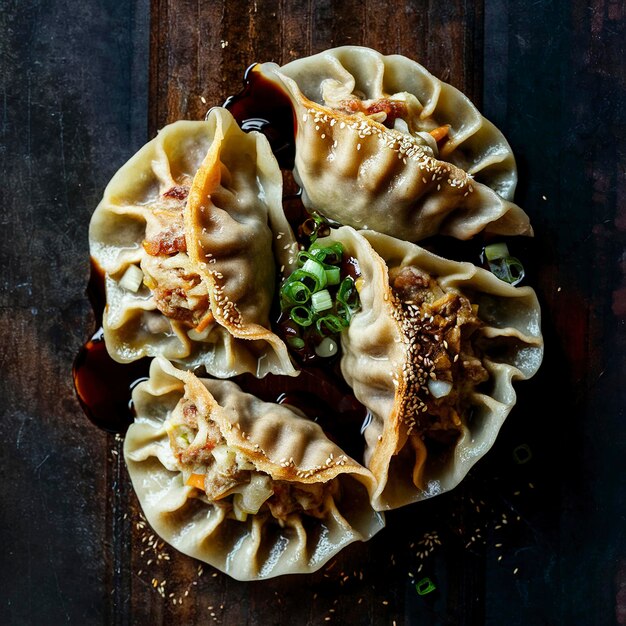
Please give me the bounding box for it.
[72,262,150,434]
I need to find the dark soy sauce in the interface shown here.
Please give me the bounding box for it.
[72,261,149,433]
[224,63,297,169]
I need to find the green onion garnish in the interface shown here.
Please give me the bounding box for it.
[315,337,338,358]
[316,314,349,335]
[289,306,314,327]
[279,236,359,357]
[287,336,305,350]
[484,243,525,286]
[281,279,311,306]
[309,242,343,265]
[416,577,437,596]
[489,257,525,286]
[301,258,327,290]
[325,266,341,285]
[287,268,322,293]
[300,213,331,242]
[312,289,333,313]
[484,242,510,261]
[337,276,358,305]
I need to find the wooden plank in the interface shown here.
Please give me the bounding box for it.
[483,0,626,623]
[0,0,149,624]
[149,0,483,131]
[2,0,625,623]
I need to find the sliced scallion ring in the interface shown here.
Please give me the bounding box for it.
[309,242,343,265]
[289,306,314,327]
[311,289,333,313]
[316,314,349,335]
[325,266,341,285]
[337,276,359,307]
[280,279,311,306]
[484,242,510,261]
[301,259,327,290]
[315,337,338,358]
[489,257,525,286]
[286,336,305,350]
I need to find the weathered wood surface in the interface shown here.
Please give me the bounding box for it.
[1,0,625,624]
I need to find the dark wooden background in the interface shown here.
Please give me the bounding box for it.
[2,0,625,624]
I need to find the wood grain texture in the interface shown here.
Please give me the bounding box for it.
[148,0,484,133]
[2,0,625,624]
[0,0,149,624]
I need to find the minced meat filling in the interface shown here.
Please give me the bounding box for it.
[390,265,489,439]
[142,255,210,327]
[267,482,330,520]
[143,219,187,256]
[166,398,331,521]
[335,97,409,128]
[139,184,211,328]
[142,185,189,256]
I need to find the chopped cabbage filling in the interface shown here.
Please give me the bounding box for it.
[165,396,332,522]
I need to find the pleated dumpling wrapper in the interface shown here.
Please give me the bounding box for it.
[89,107,298,377]
[258,46,531,241]
[124,358,384,580]
[319,227,543,510]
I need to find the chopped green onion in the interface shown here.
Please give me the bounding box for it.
[484,242,510,261]
[300,217,318,238]
[296,249,320,267]
[315,337,338,358]
[119,264,145,292]
[416,577,437,596]
[488,257,525,286]
[286,268,322,293]
[281,279,311,305]
[286,336,305,350]
[301,259,327,289]
[337,277,360,317]
[316,314,348,335]
[300,213,331,242]
[290,306,314,327]
[325,267,341,285]
[337,276,358,305]
[280,236,359,352]
[312,289,333,313]
[309,242,343,265]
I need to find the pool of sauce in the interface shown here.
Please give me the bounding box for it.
[224,63,297,170]
[72,262,150,433]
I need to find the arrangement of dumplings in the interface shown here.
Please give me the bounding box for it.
[88,47,544,580]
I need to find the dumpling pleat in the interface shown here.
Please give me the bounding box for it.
[124,358,384,580]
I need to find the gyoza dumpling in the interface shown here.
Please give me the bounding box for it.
[124,358,383,580]
[89,108,298,377]
[318,227,543,510]
[258,47,531,241]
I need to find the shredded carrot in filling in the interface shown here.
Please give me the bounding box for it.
[186,473,206,490]
[429,124,450,143]
[193,310,215,333]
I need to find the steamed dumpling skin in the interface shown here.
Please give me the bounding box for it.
[89,108,298,378]
[124,358,384,580]
[258,47,531,241]
[317,227,543,510]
